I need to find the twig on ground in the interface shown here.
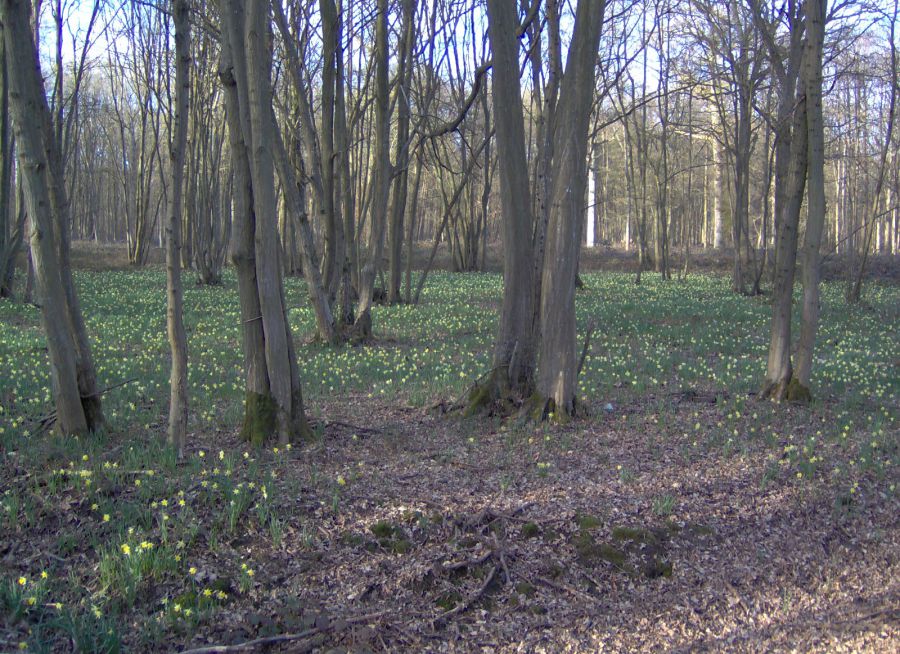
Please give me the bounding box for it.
[433,564,499,625]
[577,320,598,377]
[179,611,388,653]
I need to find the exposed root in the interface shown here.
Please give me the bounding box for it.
[522,393,584,424]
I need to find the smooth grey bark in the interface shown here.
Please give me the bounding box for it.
[535,0,606,418]
[353,0,391,339]
[166,0,190,456]
[469,0,538,407]
[2,0,99,434]
[794,0,828,390]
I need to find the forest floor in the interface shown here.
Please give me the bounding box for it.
[0,251,898,652]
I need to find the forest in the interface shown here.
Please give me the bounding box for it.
[0,0,898,651]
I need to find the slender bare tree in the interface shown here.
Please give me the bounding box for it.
[165,0,190,455]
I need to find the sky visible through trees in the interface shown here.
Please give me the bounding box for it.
[0,0,898,651]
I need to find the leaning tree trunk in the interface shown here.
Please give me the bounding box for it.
[2,0,95,435]
[165,0,190,456]
[761,85,807,401]
[535,0,606,420]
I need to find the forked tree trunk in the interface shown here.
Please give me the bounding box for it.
[244,0,309,442]
[535,0,606,419]
[219,27,271,445]
[165,0,190,456]
[219,0,310,445]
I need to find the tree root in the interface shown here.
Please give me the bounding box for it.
[760,376,812,404]
[349,309,373,344]
[462,368,518,417]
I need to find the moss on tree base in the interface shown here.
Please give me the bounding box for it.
[349,309,373,344]
[760,376,812,404]
[785,378,812,403]
[240,391,277,447]
[463,369,517,417]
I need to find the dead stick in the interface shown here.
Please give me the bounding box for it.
[434,564,499,624]
[577,320,597,377]
[179,611,388,654]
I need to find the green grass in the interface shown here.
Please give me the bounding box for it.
[1,271,896,441]
[0,269,897,649]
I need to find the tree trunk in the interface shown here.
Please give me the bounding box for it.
[353,0,391,339]
[334,0,355,324]
[761,84,807,400]
[535,0,606,419]
[0,20,13,299]
[165,0,190,456]
[244,0,309,442]
[467,0,539,413]
[794,0,827,392]
[387,0,415,304]
[219,0,310,445]
[320,0,339,297]
[2,0,93,434]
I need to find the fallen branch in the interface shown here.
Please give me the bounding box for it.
[577,320,598,377]
[179,611,388,654]
[320,420,381,437]
[433,564,499,625]
[80,377,139,399]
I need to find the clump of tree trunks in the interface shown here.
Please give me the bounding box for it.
[466,0,606,422]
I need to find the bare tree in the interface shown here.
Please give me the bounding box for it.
[165,0,190,456]
[2,0,103,433]
[219,0,312,444]
[534,0,607,418]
